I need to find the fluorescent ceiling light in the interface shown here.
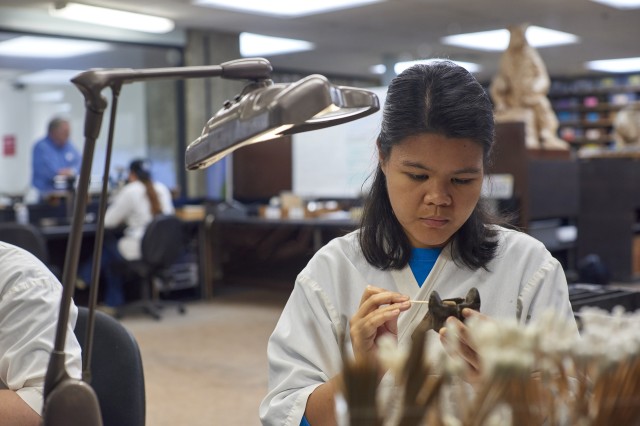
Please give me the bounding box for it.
[50,2,175,33]
[240,33,314,57]
[442,26,579,51]
[32,91,66,103]
[369,64,387,75]
[193,0,384,17]
[0,36,110,58]
[17,69,84,85]
[586,57,640,73]
[394,59,481,75]
[589,0,640,9]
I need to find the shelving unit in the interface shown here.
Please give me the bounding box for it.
[578,154,640,283]
[549,74,640,149]
[491,122,579,272]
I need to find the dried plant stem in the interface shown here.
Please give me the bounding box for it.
[342,358,382,426]
[398,324,430,426]
[452,376,473,422]
[530,348,560,425]
[617,358,640,424]
[505,375,546,426]
[463,377,509,426]
[568,360,592,426]
[424,404,445,426]
[339,306,640,426]
[339,331,381,426]
[592,357,640,426]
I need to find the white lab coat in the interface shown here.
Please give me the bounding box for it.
[0,242,82,415]
[259,226,577,426]
[104,180,175,260]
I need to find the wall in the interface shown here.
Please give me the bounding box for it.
[145,78,181,191]
[0,76,30,197]
[183,30,243,199]
[292,86,387,199]
[0,14,184,200]
[0,7,185,47]
[0,75,148,199]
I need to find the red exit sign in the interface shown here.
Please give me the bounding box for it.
[3,135,16,157]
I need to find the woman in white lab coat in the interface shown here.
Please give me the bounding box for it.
[79,159,174,308]
[259,61,577,426]
[0,243,82,425]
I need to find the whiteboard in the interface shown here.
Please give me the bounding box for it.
[292,86,387,199]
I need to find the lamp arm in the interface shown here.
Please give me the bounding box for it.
[71,57,272,112]
[82,84,123,384]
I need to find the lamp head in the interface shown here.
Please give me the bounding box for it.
[185,73,380,170]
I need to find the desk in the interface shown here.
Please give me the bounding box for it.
[204,214,358,295]
[215,216,357,249]
[39,219,210,301]
[40,223,97,239]
[39,222,98,278]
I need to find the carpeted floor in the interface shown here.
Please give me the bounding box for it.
[120,288,289,426]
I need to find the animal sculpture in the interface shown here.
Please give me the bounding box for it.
[411,287,481,341]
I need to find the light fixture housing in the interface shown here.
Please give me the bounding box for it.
[441,26,579,51]
[0,36,110,58]
[193,0,384,17]
[17,69,84,85]
[394,59,481,75]
[49,2,175,34]
[369,64,387,75]
[586,57,640,73]
[185,74,380,169]
[240,32,314,57]
[589,0,640,9]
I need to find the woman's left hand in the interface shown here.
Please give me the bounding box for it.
[439,308,485,381]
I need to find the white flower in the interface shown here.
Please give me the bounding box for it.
[377,334,407,377]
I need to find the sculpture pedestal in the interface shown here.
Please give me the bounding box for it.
[495,108,538,149]
[495,108,569,150]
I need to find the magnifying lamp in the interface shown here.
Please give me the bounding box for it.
[41,57,379,425]
[185,73,380,169]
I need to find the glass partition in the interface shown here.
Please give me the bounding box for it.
[0,31,184,201]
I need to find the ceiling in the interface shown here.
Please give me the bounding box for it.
[1,0,639,84]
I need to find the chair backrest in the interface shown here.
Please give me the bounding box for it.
[141,215,186,269]
[0,222,50,264]
[74,307,146,426]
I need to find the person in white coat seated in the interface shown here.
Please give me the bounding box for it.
[78,158,174,308]
[0,243,82,426]
[259,61,578,426]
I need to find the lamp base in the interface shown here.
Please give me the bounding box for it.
[42,379,103,426]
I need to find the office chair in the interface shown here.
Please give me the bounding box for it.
[117,215,188,320]
[0,222,60,276]
[74,306,146,426]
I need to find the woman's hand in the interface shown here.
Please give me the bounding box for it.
[350,285,411,361]
[439,308,485,382]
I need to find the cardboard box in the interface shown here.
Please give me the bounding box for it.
[176,205,205,221]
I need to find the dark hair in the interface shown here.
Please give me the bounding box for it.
[129,159,162,216]
[359,61,500,271]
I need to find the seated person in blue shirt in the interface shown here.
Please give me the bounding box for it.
[32,117,81,196]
